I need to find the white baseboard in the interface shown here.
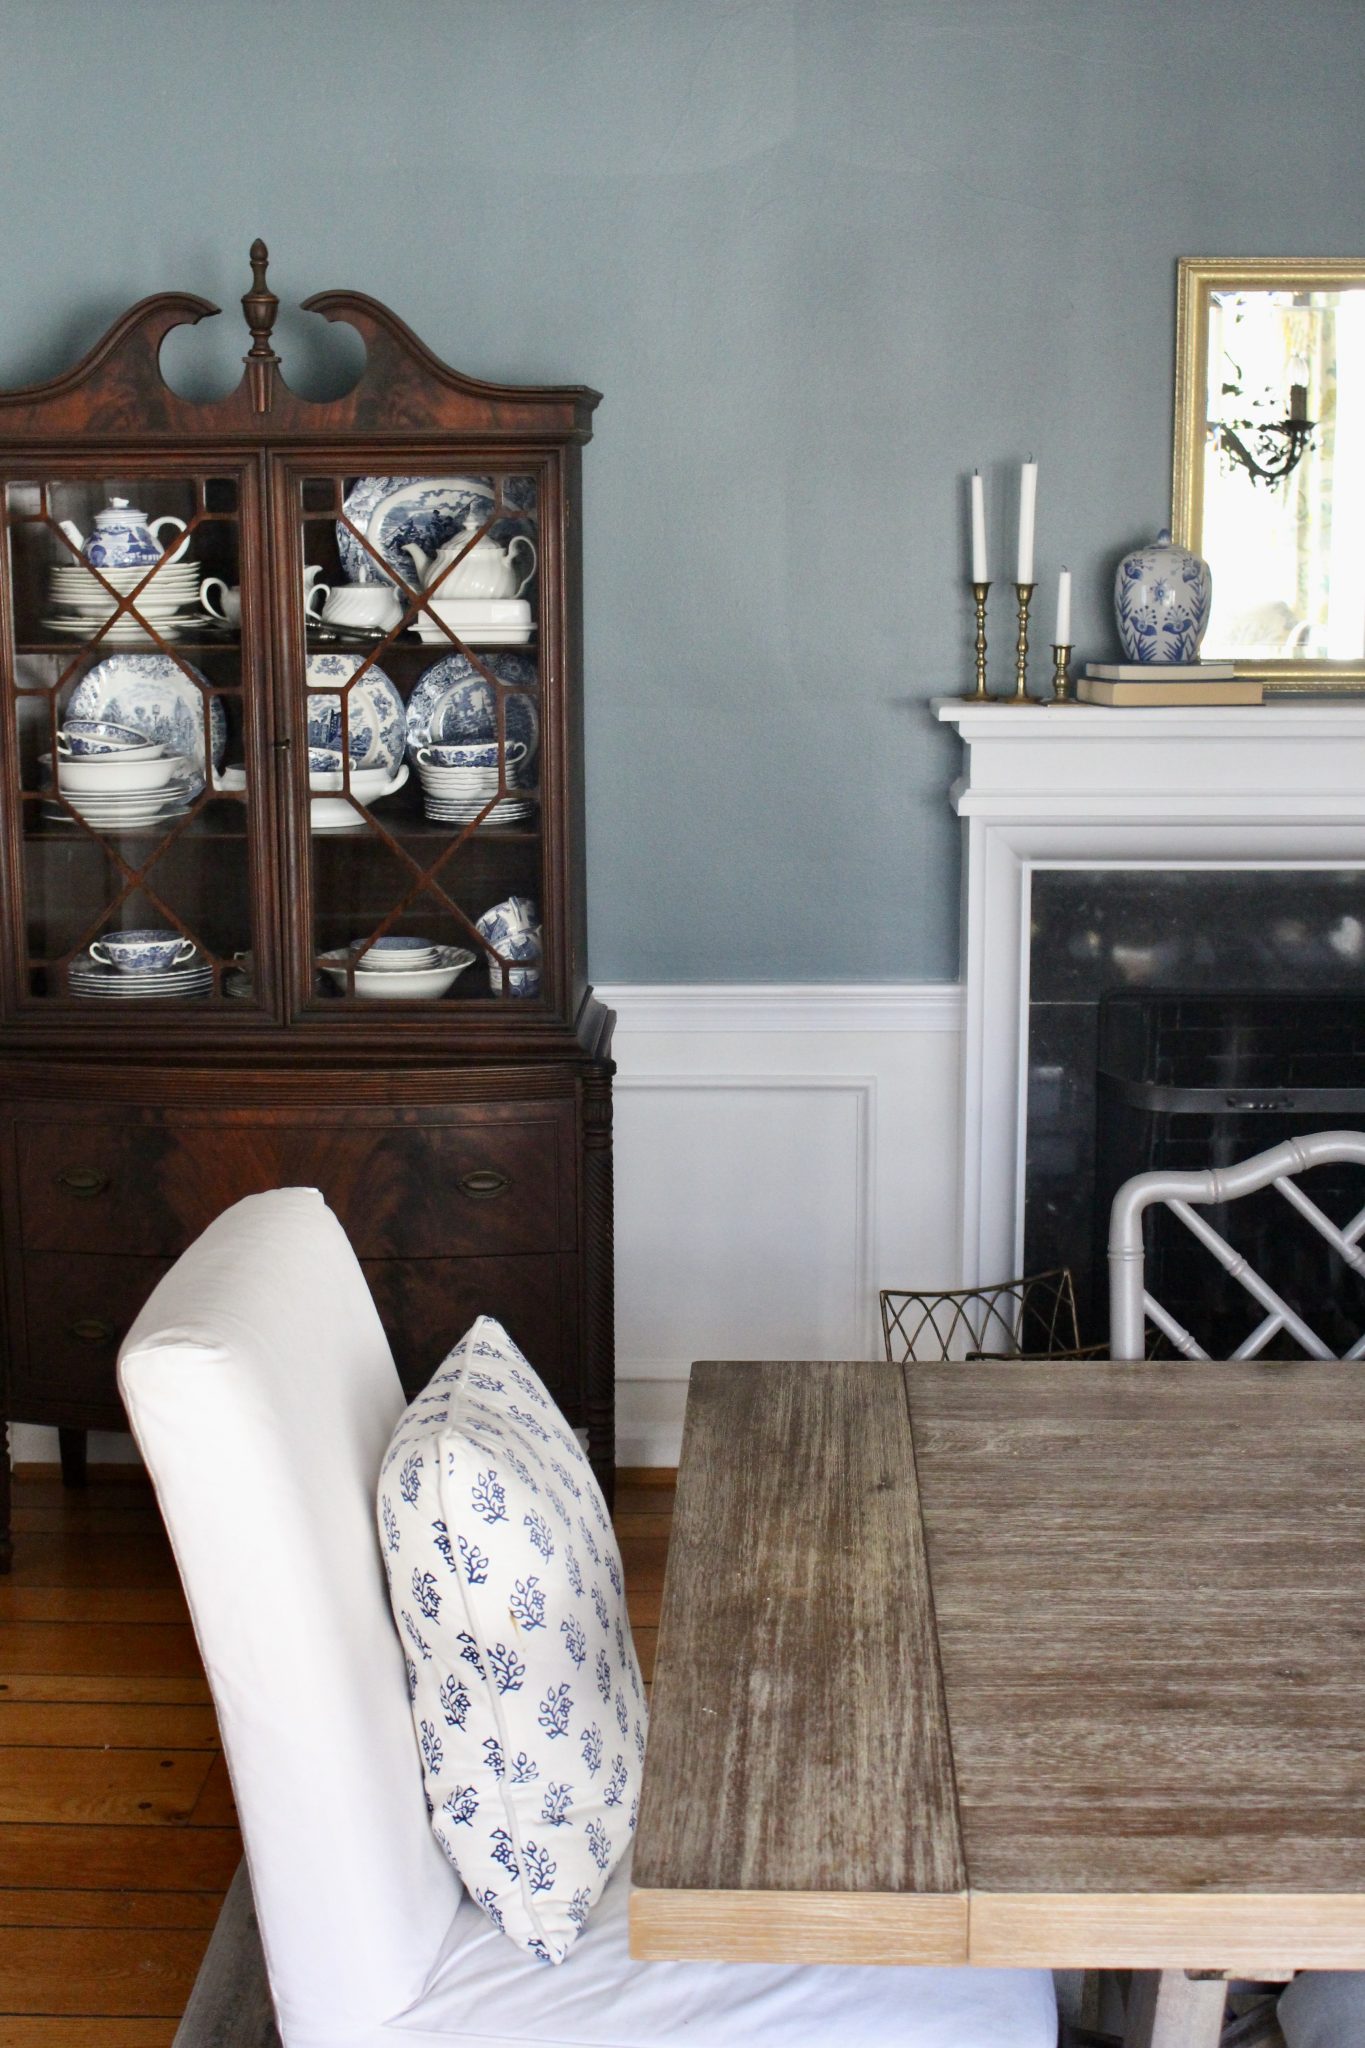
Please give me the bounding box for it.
[11,983,965,1473]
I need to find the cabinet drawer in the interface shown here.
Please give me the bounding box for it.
[15,1253,171,1423]
[17,1114,572,1260]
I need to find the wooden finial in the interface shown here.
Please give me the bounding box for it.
[241,239,280,412]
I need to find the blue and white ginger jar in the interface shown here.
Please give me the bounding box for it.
[1114,528,1212,665]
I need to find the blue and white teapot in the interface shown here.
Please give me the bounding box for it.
[58,496,190,570]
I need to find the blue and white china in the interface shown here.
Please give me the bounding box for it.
[416,739,529,773]
[337,475,419,585]
[304,653,404,773]
[318,943,475,1001]
[58,720,159,757]
[307,746,344,774]
[89,929,197,974]
[66,655,226,795]
[475,898,543,992]
[353,475,497,591]
[475,895,539,947]
[405,650,539,764]
[58,498,190,570]
[404,522,536,599]
[1114,528,1213,665]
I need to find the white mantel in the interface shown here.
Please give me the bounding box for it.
[933,698,1365,1288]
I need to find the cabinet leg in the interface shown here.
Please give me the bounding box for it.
[1123,1971,1226,2048]
[58,1427,88,1489]
[581,1067,616,1514]
[0,1419,10,1573]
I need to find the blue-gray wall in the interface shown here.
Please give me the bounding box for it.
[3,0,1363,980]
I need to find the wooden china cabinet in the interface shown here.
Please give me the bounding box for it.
[0,244,615,1566]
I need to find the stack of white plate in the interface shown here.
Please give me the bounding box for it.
[423,792,536,826]
[66,951,213,1000]
[45,563,204,642]
[41,749,193,829]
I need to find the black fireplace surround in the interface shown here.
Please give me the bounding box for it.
[1024,868,1365,1353]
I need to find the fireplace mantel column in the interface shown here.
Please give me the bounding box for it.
[932,699,1365,1287]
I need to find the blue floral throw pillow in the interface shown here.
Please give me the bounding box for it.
[377,1317,646,1963]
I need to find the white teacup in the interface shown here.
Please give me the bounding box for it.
[201,568,330,626]
[321,585,403,632]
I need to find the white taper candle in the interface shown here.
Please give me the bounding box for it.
[1017,459,1037,584]
[971,472,987,583]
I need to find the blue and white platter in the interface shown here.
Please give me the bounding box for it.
[404,650,540,764]
[304,653,405,775]
[66,655,226,797]
[339,475,493,590]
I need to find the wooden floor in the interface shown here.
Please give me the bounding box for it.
[0,1461,674,2046]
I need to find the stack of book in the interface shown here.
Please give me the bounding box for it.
[1078,662,1262,707]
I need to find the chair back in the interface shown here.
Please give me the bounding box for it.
[1107,1130,1365,1361]
[118,1189,456,2046]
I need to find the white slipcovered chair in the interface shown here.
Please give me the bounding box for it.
[118,1188,1056,2048]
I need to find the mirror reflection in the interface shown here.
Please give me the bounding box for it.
[1174,259,1365,684]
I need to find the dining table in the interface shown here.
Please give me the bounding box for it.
[629,1356,1365,2048]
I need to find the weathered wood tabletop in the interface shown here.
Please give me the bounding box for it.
[630,1357,1365,1982]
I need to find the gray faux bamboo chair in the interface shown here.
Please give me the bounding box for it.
[1107,1129,1365,1362]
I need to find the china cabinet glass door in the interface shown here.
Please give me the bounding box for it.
[286,464,549,1008]
[1,467,271,1012]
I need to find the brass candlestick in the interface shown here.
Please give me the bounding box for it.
[962,581,991,700]
[1011,581,1037,702]
[1049,643,1074,703]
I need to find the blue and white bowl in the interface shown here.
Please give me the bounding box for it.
[88,928,197,974]
[59,720,160,758]
[1114,529,1212,665]
[305,653,404,775]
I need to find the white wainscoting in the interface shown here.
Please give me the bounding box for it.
[10,982,966,1470]
[602,982,964,1466]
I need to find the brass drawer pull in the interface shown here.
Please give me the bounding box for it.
[56,1167,110,1200]
[68,1316,116,1345]
[459,1168,511,1201]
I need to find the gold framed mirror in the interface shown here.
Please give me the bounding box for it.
[1173,257,1365,691]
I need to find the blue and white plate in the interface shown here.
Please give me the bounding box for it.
[338,475,495,591]
[66,655,226,797]
[405,651,539,764]
[305,653,405,774]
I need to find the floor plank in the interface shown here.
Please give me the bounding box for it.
[0,2021,176,2047]
[0,1927,204,2016]
[0,1460,674,2029]
[0,1890,222,1929]
[0,1749,218,1827]
[0,1703,220,1749]
[0,1823,243,1893]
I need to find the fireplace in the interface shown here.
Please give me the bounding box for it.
[934,698,1365,1332]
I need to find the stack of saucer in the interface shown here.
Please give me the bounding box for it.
[67,931,213,1001]
[42,745,193,829]
[414,741,535,827]
[45,562,203,642]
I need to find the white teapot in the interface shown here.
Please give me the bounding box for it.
[404,521,536,599]
[58,496,190,570]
